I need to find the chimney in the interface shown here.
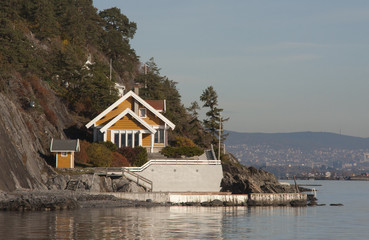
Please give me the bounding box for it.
[134,84,140,95]
[133,83,140,114]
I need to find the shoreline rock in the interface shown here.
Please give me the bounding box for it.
[0,190,168,211]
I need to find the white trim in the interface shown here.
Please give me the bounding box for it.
[71,153,74,168]
[56,154,58,168]
[85,91,175,130]
[100,108,156,133]
[61,152,67,157]
[111,130,143,148]
[139,108,147,118]
[151,134,154,153]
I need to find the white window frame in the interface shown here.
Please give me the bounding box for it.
[153,126,165,144]
[61,152,68,157]
[110,130,146,148]
[139,108,147,118]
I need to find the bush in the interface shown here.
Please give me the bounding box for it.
[161,146,204,158]
[86,143,112,167]
[134,146,148,167]
[75,140,90,164]
[174,136,196,147]
[99,141,117,152]
[117,146,148,167]
[117,147,136,165]
[111,152,130,167]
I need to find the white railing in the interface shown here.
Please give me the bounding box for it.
[125,159,221,172]
[122,168,153,191]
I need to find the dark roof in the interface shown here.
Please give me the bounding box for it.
[50,139,80,152]
[146,100,166,112]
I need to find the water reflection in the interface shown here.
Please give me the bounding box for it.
[0,206,309,239]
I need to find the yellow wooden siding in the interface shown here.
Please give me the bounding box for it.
[136,102,163,126]
[154,143,165,147]
[143,109,164,125]
[109,115,146,130]
[142,133,151,147]
[57,153,72,168]
[107,130,111,142]
[96,97,133,126]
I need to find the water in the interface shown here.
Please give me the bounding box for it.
[1,180,368,239]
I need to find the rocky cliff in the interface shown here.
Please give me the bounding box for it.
[0,77,76,191]
[220,154,295,194]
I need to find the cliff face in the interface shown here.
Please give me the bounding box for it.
[0,77,75,192]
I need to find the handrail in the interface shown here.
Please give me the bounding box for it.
[125,159,221,172]
[122,168,153,191]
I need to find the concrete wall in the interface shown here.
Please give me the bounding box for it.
[134,163,223,192]
[248,193,307,206]
[99,192,306,206]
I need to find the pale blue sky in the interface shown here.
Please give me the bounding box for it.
[94,0,369,138]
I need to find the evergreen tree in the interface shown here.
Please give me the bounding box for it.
[200,86,229,144]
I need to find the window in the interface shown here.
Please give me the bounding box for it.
[135,132,140,146]
[112,131,141,148]
[61,152,68,157]
[127,133,133,147]
[154,129,165,144]
[139,108,147,118]
[121,133,126,147]
[114,133,119,147]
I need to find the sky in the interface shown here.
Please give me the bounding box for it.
[93,0,369,138]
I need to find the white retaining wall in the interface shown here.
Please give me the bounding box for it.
[96,192,306,205]
[127,160,224,192]
[249,193,307,205]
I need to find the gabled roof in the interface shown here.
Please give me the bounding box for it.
[100,108,156,133]
[85,90,175,129]
[50,139,80,152]
[146,100,166,112]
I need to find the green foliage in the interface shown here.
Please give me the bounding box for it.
[0,1,138,117]
[200,86,229,144]
[135,58,213,147]
[161,146,204,158]
[99,7,137,40]
[86,143,112,167]
[174,136,196,147]
[134,146,148,167]
[99,141,117,152]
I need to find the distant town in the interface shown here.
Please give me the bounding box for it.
[226,132,369,179]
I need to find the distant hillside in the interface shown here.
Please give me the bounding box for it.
[225,131,369,150]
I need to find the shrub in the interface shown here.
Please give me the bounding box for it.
[99,141,117,152]
[117,146,148,167]
[174,136,196,147]
[111,152,130,167]
[86,143,112,167]
[75,140,90,164]
[161,146,204,158]
[117,147,136,165]
[133,146,148,167]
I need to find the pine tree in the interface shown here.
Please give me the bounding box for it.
[200,86,229,144]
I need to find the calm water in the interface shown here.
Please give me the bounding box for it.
[1,180,369,239]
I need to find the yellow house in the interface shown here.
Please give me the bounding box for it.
[50,139,80,168]
[85,90,175,152]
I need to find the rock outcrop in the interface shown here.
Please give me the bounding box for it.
[221,155,296,194]
[46,173,145,193]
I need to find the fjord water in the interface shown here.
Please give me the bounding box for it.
[1,181,368,239]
